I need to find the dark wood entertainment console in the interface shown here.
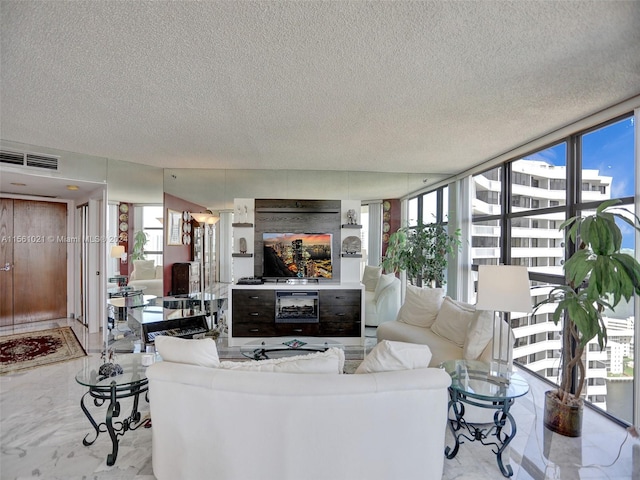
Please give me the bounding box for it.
[228,284,364,346]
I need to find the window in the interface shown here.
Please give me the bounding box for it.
[141,205,163,266]
[422,191,437,224]
[466,114,635,426]
[408,197,419,226]
[404,185,453,287]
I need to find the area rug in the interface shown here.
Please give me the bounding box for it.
[0,327,86,375]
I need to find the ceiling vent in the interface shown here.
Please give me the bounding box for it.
[0,150,24,166]
[0,150,59,171]
[26,153,58,170]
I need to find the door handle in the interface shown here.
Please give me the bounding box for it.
[1,263,11,271]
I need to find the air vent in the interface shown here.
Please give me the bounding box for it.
[26,154,58,170]
[0,150,24,166]
[0,150,59,171]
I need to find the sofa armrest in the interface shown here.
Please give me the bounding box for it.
[375,281,401,318]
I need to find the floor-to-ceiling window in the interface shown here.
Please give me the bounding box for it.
[405,186,452,288]
[140,205,163,266]
[469,113,636,426]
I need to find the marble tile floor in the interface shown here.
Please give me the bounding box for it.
[1,319,638,479]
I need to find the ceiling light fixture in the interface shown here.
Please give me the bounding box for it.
[66,185,79,191]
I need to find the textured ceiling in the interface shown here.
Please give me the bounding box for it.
[1,1,639,180]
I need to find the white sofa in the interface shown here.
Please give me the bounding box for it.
[376,286,513,424]
[147,337,451,480]
[362,267,401,327]
[127,260,163,297]
[376,285,512,368]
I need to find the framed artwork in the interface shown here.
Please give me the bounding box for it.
[167,209,183,245]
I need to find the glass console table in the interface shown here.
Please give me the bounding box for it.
[440,359,529,477]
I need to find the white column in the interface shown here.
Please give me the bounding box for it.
[633,106,640,426]
[367,201,382,266]
[218,211,233,283]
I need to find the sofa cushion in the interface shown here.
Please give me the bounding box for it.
[362,265,382,292]
[463,309,495,360]
[355,340,432,374]
[154,336,220,368]
[219,347,344,373]
[154,265,163,279]
[374,273,396,301]
[376,321,463,367]
[396,285,444,328]
[431,297,476,348]
[133,260,156,280]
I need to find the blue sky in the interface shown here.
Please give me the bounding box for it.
[528,116,636,249]
[582,116,635,199]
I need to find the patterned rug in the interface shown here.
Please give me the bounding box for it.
[0,327,86,375]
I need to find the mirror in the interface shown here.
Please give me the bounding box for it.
[164,168,436,211]
[106,159,163,352]
[161,167,435,334]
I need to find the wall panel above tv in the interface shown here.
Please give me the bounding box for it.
[253,199,341,282]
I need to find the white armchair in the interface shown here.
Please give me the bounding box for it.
[128,260,163,297]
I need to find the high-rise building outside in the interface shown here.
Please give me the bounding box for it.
[471,159,632,411]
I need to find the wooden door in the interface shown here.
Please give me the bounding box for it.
[0,199,14,326]
[1,200,68,324]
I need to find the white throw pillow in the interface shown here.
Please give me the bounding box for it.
[355,340,432,374]
[431,297,477,347]
[133,260,156,280]
[154,336,220,368]
[396,285,444,328]
[362,265,382,292]
[463,310,495,360]
[374,273,396,301]
[154,265,163,279]
[219,347,345,374]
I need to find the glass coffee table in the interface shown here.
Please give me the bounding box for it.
[440,359,529,477]
[75,353,156,466]
[240,337,342,360]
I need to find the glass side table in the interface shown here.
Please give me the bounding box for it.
[440,359,529,477]
[75,353,155,465]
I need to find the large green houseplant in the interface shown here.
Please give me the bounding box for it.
[381,223,461,286]
[130,230,148,262]
[534,199,640,436]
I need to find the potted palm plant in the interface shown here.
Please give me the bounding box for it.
[534,199,640,437]
[381,223,461,286]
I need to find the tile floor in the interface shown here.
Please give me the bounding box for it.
[1,319,638,479]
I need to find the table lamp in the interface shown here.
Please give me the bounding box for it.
[475,264,532,381]
[110,245,125,262]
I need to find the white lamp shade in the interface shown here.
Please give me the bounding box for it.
[110,245,125,259]
[476,265,532,314]
[190,212,218,224]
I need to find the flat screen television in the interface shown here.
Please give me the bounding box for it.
[262,233,333,279]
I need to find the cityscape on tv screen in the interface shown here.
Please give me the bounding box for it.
[263,233,332,278]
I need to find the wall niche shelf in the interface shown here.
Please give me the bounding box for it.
[232,222,253,228]
[341,253,362,258]
[232,253,253,257]
[341,224,362,229]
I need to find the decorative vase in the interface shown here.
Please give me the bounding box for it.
[543,390,583,437]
